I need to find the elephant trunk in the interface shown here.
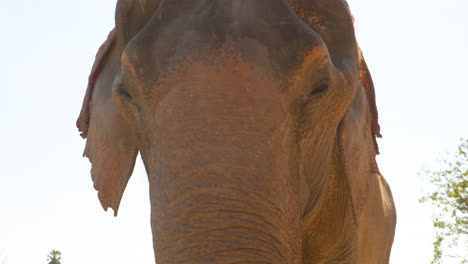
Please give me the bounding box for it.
[148,155,301,263]
[139,77,302,263]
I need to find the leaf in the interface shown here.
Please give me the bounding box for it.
[420,138,468,263]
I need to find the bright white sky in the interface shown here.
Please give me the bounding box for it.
[0,0,467,263]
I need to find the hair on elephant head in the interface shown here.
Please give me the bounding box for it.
[77,0,395,263]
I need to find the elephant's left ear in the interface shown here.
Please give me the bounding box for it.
[358,48,381,154]
[77,29,138,216]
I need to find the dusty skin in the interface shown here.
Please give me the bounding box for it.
[77,0,396,263]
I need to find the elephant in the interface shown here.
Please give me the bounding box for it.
[77,0,396,263]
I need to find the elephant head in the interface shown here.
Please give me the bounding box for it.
[77,0,395,263]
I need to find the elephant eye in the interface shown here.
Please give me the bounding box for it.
[308,82,329,97]
[117,86,133,100]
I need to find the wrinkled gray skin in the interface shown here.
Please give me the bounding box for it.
[77,0,396,263]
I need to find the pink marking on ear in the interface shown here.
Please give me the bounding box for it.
[77,39,116,139]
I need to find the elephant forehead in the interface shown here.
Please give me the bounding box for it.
[146,60,287,170]
[151,50,285,118]
[120,3,328,85]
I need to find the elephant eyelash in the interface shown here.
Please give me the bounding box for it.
[114,84,142,124]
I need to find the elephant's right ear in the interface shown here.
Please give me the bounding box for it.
[77,29,138,216]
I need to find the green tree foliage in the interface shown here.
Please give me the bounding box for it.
[420,139,468,264]
[47,250,62,264]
